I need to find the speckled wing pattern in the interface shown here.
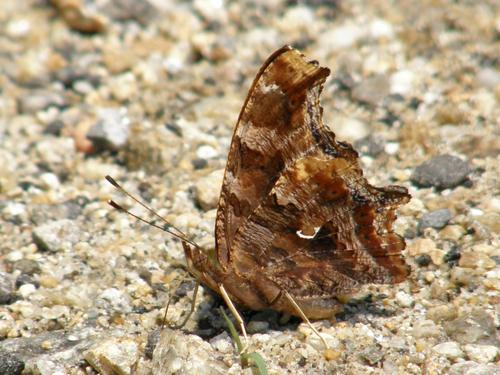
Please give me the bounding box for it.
[187,46,410,319]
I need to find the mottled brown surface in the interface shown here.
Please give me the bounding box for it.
[184,46,410,319]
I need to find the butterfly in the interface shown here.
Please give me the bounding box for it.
[108,45,410,338]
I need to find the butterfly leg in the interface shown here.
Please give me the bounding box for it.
[162,282,200,329]
[219,283,249,352]
[283,291,329,350]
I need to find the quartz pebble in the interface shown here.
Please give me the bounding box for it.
[433,341,464,360]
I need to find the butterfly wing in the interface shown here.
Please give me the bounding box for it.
[216,46,330,268]
[215,47,410,316]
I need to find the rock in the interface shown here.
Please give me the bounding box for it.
[476,67,500,89]
[0,272,15,305]
[427,305,458,323]
[6,18,31,38]
[415,254,432,267]
[18,284,37,298]
[317,22,364,52]
[17,90,66,113]
[395,291,414,307]
[354,135,386,157]
[209,332,233,354]
[86,108,130,151]
[0,350,24,375]
[443,247,461,266]
[411,320,440,338]
[44,120,65,136]
[196,144,218,160]
[390,69,415,96]
[32,219,84,253]
[84,338,139,375]
[459,251,496,270]
[444,309,498,345]
[151,329,229,375]
[101,0,157,24]
[11,259,40,276]
[193,0,228,24]
[433,341,464,360]
[15,274,38,289]
[359,345,384,365]
[39,172,61,190]
[246,320,269,334]
[193,169,224,211]
[52,0,107,33]
[464,344,499,363]
[97,288,132,314]
[411,155,472,189]
[352,74,390,105]
[448,361,500,375]
[418,209,452,233]
[145,329,161,360]
[450,267,476,286]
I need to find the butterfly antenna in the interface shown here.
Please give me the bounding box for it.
[105,175,201,250]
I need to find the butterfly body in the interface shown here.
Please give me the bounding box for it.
[183,46,410,319]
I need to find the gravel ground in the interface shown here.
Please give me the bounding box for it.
[0,1,499,374]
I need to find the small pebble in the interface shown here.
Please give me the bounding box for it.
[32,219,84,253]
[193,169,224,210]
[0,272,15,304]
[395,291,414,307]
[86,107,130,151]
[352,74,390,105]
[433,341,464,360]
[464,344,499,364]
[459,251,496,270]
[18,283,37,298]
[418,208,453,233]
[411,155,472,189]
[411,319,440,338]
[246,320,269,334]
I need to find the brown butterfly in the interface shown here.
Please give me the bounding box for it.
[108,45,410,336]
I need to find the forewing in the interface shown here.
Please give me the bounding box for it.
[215,46,331,268]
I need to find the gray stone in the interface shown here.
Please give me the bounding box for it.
[352,74,390,105]
[0,350,24,375]
[411,154,472,189]
[103,0,157,24]
[32,219,84,253]
[17,90,66,113]
[418,208,453,233]
[86,108,130,151]
[354,135,386,157]
[0,272,15,305]
[359,344,384,365]
[11,259,40,276]
[444,308,498,346]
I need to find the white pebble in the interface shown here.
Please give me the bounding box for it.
[19,283,37,298]
[464,344,499,363]
[196,144,218,159]
[40,172,60,190]
[395,291,414,307]
[433,341,464,359]
[6,18,31,38]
